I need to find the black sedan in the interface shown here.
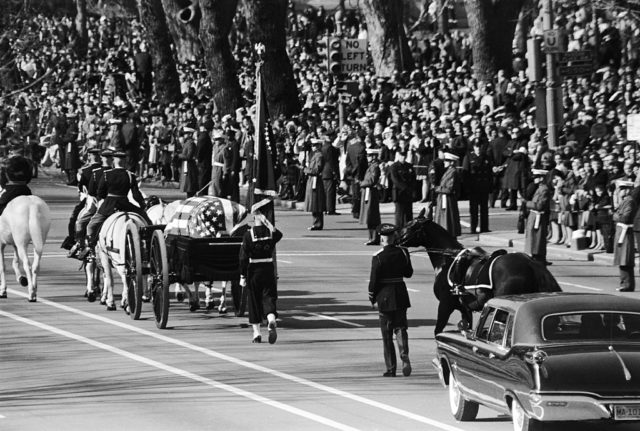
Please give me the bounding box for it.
[432,292,640,431]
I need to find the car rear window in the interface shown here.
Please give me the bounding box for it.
[542,312,640,341]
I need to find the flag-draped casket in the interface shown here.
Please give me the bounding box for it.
[164,196,249,283]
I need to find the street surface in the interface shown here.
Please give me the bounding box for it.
[1,169,638,431]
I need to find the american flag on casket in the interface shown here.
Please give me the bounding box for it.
[164,196,249,238]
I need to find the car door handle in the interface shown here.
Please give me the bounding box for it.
[472,346,479,354]
[488,353,496,359]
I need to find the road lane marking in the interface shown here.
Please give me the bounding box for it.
[0,309,359,431]
[7,289,465,431]
[407,288,420,293]
[307,312,365,328]
[559,281,602,292]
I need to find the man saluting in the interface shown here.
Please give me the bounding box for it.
[368,223,413,377]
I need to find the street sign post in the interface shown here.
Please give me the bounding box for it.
[543,29,563,53]
[558,50,594,77]
[330,38,368,74]
[628,113,640,162]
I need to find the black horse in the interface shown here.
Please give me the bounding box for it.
[397,209,561,334]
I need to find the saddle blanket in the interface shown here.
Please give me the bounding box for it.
[165,196,248,238]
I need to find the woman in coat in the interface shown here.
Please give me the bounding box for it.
[613,181,638,292]
[360,148,382,245]
[304,139,326,230]
[179,127,199,197]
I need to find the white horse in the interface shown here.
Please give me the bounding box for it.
[147,200,181,225]
[0,196,51,302]
[96,212,147,316]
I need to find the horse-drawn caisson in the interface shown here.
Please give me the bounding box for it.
[82,195,249,329]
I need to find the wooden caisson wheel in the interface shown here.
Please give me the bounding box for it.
[124,221,144,320]
[149,229,169,329]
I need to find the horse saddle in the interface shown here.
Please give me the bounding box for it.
[448,248,507,290]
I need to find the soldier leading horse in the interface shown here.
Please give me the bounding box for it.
[397,209,561,334]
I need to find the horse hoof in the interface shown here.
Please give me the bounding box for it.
[205,302,215,311]
[0,292,6,299]
[84,291,88,298]
[218,306,228,315]
[106,304,116,311]
[142,295,151,303]
[123,306,130,315]
[28,297,37,303]
[19,276,28,287]
[189,302,201,312]
[87,291,96,303]
[176,292,185,302]
[100,298,107,305]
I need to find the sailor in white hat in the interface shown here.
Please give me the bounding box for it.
[524,168,551,265]
[238,198,283,343]
[613,179,637,291]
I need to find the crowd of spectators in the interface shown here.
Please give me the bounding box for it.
[2,1,640,254]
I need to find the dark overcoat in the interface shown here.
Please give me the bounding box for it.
[304,151,326,213]
[179,138,199,195]
[359,161,381,228]
[524,183,551,256]
[613,196,637,266]
[434,166,461,237]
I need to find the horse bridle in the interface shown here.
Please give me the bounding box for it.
[399,223,460,257]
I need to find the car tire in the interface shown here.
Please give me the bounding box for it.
[448,372,479,421]
[512,398,543,431]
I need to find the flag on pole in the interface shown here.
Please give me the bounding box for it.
[252,64,280,198]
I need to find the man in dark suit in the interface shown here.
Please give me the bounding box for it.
[345,137,368,219]
[134,42,153,99]
[368,223,413,377]
[463,141,493,233]
[321,137,340,215]
[196,119,213,196]
[388,149,416,228]
[120,113,141,174]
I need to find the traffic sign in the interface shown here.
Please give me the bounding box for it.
[558,50,594,77]
[330,38,368,75]
[338,93,353,104]
[543,29,563,53]
[628,114,640,141]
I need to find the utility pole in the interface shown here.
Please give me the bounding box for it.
[542,0,560,149]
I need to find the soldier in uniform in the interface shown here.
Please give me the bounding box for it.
[345,136,368,219]
[613,181,638,292]
[524,169,551,265]
[238,200,283,344]
[80,151,152,260]
[388,148,416,228]
[463,141,493,233]
[66,148,103,256]
[360,148,382,245]
[178,126,199,198]
[304,139,326,230]
[0,155,33,216]
[435,152,461,237]
[368,223,413,377]
[223,129,241,202]
[210,130,226,197]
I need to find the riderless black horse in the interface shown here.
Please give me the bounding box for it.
[397,209,561,334]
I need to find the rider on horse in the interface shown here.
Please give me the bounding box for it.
[0,155,33,216]
[78,151,151,260]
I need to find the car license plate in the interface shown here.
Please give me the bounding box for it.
[614,404,640,420]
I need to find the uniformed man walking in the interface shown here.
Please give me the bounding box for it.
[435,152,461,237]
[238,200,283,344]
[613,181,638,292]
[524,169,551,265]
[388,149,416,228]
[368,223,413,377]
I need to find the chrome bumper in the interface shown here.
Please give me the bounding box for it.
[432,358,446,388]
[527,393,640,421]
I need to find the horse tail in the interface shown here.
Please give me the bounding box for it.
[28,197,51,254]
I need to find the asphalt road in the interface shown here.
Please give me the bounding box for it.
[1,172,638,431]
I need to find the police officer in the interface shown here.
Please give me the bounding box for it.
[368,223,413,377]
[360,148,382,245]
[524,169,551,265]
[613,180,637,292]
[435,152,461,237]
[80,151,151,260]
[66,148,103,257]
[238,200,283,344]
[304,139,326,230]
[0,155,33,215]
[388,148,416,228]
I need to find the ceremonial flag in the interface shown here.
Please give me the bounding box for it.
[165,196,248,238]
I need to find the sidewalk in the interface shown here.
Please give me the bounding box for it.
[274,196,616,266]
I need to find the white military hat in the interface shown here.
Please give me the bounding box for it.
[616,179,635,188]
[531,169,549,177]
[443,152,459,161]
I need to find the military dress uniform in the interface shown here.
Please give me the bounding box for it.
[359,153,382,244]
[368,224,413,377]
[435,157,462,237]
[463,149,492,233]
[0,155,32,216]
[85,157,151,250]
[524,171,551,264]
[388,158,416,228]
[210,133,226,197]
[613,181,637,291]
[179,134,199,197]
[304,145,326,230]
[238,220,283,343]
[71,153,103,244]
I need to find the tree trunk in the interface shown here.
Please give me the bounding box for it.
[438,0,449,34]
[198,0,242,115]
[513,0,535,55]
[244,0,300,118]
[75,0,88,58]
[464,0,525,82]
[361,0,414,77]
[137,0,182,104]
[160,0,202,63]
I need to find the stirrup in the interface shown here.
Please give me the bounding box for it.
[450,285,466,296]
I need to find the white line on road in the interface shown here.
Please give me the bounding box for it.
[306,312,365,328]
[559,281,602,292]
[0,309,359,431]
[407,288,420,293]
[7,289,465,431]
